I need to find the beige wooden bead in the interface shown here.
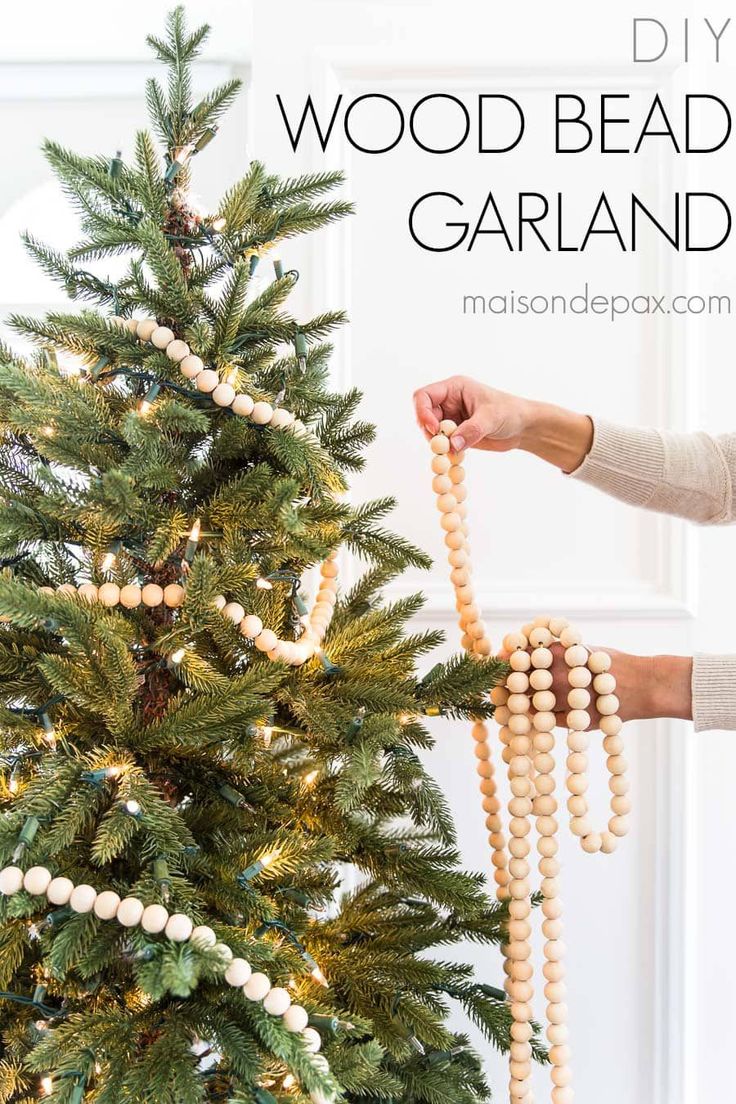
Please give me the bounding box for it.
[531,647,553,669]
[600,714,623,736]
[549,617,569,637]
[240,614,263,639]
[141,584,164,607]
[180,355,204,379]
[529,627,552,648]
[163,583,185,608]
[530,668,553,690]
[136,318,158,341]
[509,650,531,672]
[166,339,190,362]
[212,383,236,407]
[431,455,451,475]
[433,474,452,494]
[564,644,588,668]
[255,629,278,653]
[593,672,616,695]
[567,688,590,710]
[603,735,624,756]
[533,712,556,733]
[119,584,142,608]
[151,326,175,349]
[559,627,582,648]
[430,435,450,454]
[532,690,556,713]
[506,672,529,694]
[251,401,274,425]
[567,731,588,753]
[504,632,528,651]
[567,710,590,732]
[444,530,465,550]
[98,582,120,606]
[568,665,592,688]
[601,831,618,853]
[196,369,219,393]
[78,583,98,603]
[609,775,629,795]
[609,815,629,837]
[611,795,631,816]
[588,650,612,674]
[597,694,620,716]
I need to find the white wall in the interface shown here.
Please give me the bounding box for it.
[2,3,735,1102]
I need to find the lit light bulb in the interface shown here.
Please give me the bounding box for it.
[303,769,319,787]
[8,776,18,795]
[256,577,273,590]
[41,1076,52,1095]
[57,351,85,378]
[41,715,57,749]
[211,216,226,232]
[137,398,153,417]
[282,1074,296,1090]
[311,964,330,989]
[170,647,186,665]
[261,725,273,747]
[41,425,55,438]
[101,549,117,572]
[260,849,280,869]
[124,799,141,816]
[183,519,201,565]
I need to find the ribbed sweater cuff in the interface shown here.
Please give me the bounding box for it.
[692,654,736,732]
[568,418,666,509]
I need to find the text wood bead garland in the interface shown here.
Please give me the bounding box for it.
[430,423,629,1104]
[31,551,339,669]
[0,864,331,1103]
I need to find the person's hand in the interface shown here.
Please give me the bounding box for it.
[497,645,693,727]
[413,374,594,473]
[413,376,532,454]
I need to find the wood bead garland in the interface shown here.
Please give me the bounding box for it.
[109,315,313,438]
[29,550,339,669]
[430,423,630,1104]
[0,863,331,1101]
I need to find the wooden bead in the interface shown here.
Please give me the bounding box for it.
[150,326,175,349]
[78,583,98,603]
[164,583,185,608]
[504,632,528,651]
[567,688,590,710]
[431,455,451,475]
[165,913,193,942]
[600,714,623,736]
[597,694,620,716]
[240,615,263,639]
[142,584,164,607]
[180,354,204,378]
[255,629,278,652]
[564,644,588,668]
[609,815,629,837]
[559,627,582,648]
[119,584,142,608]
[231,393,255,417]
[0,866,24,895]
[141,904,169,933]
[567,710,590,732]
[223,602,245,624]
[568,665,592,688]
[581,832,603,854]
[212,383,236,407]
[533,690,556,713]
[196,369,220,393]
[509,651,531,672]
[531,647,553,669]
[593,672,616,695]
[251,401,274,425]
[433,474,453,494]
[94,890,121,920]
[136,318,158,341]
[430,435,450,454]
[529,668,553,691]
[166,339,190,362]
[529,627,552,648]
[98,582,120,606]
[70,884,97,913]
[588,650,612,674]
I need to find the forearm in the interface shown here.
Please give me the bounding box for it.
[519,401,594,474]
[646,655,693,722]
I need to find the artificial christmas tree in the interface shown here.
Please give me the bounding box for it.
[0,10,540,1102]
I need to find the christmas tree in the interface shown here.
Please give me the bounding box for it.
[0,10,539,1102]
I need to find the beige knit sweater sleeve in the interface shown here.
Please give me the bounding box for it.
[569,418,736,732]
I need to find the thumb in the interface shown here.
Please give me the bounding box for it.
[451,414,488,453]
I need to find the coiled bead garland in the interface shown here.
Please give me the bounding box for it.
[430,422,630,1104]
